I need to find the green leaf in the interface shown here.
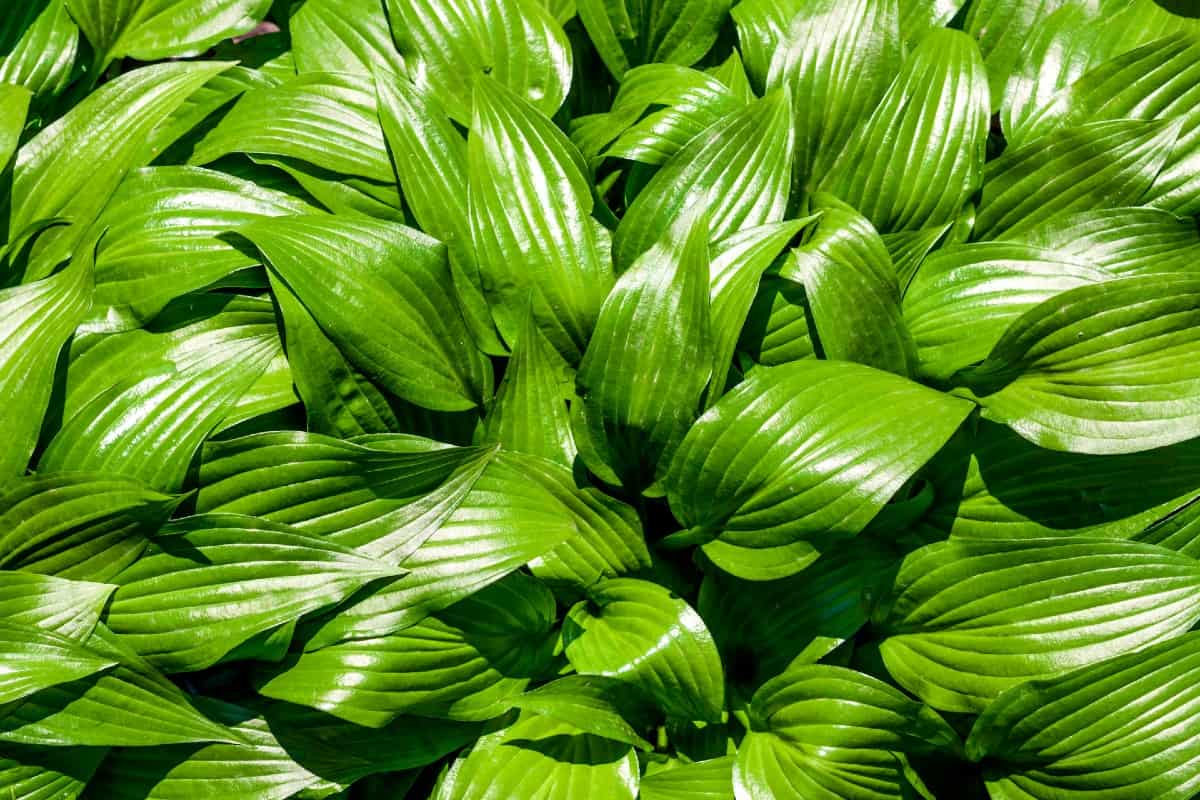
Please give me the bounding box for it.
[729,0,803,89]
[39,294,284,491]
[292,0,404,76]
[775,198,915,376]
[967,631,1200,800]
[1134,496,1200,558]
[0,250,92,481]
[10,61,231,264]
[242,214,492,411]
[0,625,237,747]
[737,277,817,367]
[613,91,793,271]
[817,28,989,233]
[576,208,712,490]
[467,78,613,363]
[259,574,555,727]
[1016,207,1200,277]
[964,0,1069,109]
[511,675,655,750]
[433,712,639,800]
[576,0,731,79]
[386,0,573,122]
[972,118,1182,240]
[0,83,31,173]
[764,0,901,191]
[898,0,963,48]
[104,514,402,673]
[664,361,972,580]
[0,0,79,98]
[91,166,318,326]
[876,536,1200,713]
[965,275,1200,455]
[641,756,734,800]
[736,664,955,800]
[564,577,725,721]
[0,473,179,581]
[881,222,952,294]
[0,743,104,800]
[0,571,114,640]
[65,0,270,65]
[0,622,116,705]
[191,73,393,184]
[902,242,1109,381]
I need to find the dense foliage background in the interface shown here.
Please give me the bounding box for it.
[4,0,1200,798]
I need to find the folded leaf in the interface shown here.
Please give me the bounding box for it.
[877,536,1200,712]
[664,361,972,580]
[65,0,270,64]
[964,0,1066,109]
[105,514,402,672]
[0,572,114,640]
[641,756,735,800]
[898,0,962,48]
[0,743,104,800]
[511,675,655,750]
[1016,207,1200,277]
[292,0,404,76]
[564,577,725,721]
[576,0,731,79]
[728,0,804,88]
[0,622,116,705]
[0,0,79,98]
[737,277,817,367]
[966,275,1200,455]
[818,28,989,233]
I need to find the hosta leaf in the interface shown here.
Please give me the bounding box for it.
[104,514,402,672]
[65,0,269,64]
[510,675,655,750]
[10,61,230,263]
[0,84,30,173]
[248,154,404,223]
[1017,207,1200,276]
[614,91,792,271]
[386,0,572,122]
[0,0,79,98]
[467,78,613,363]
[0,743,104,800]
[576,0,731,79]
[876,536,1200,712]
[0,571,113,640]
[1135,496,1200,558]
[818,29,989,233]
[729,0,802,89]
[641,756,735,800]
[292,0,404,76]
[258,573,556,726]
[242,214,492,411]
[764,0,901,191]
[299,450,577,647]
[964,0,1069,109]
[902,242,1109,381]
[0,473,178,581]
[664,361,972,580]
[898,0,963,47]
[576,208,712,490]
[40,295,283,491]
[0,251,91,481]
[882,222,952,293]
[968,631,1200,800]
[91,166,317,326]
[375,74,505,356]
[735,665,954,800]
[737,277,817,367]
[965,275,1200,455]
[191,73,392,183]
[0,623,116,705]
[197,431,490,562]
[775,198,915,376]
[564,577,725,721]
[433,711,639,800]
[972,118,1182,240]
[0,625,236,746]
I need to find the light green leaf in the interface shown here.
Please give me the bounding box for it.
[737,277,817,367]
[903,242,1109,381]
[511,675,655,750]
[614,91,793,271]
[386,0,572,122]
[0,743,104,800]
[433,712,639,800]
[818,28,989,233]
[0,571,114,640]
[877,536,1200,712]
[467,78,613,363]
[0,83,30,173]
[776,198,915,376]
[764,0,901,192]
[564,577,724,721]
[292,0,404,76]
[1016,207,1200,276]
[243,214,492,412]
[968,631,1200,800]
[881,222,952,293]
[11,61,230,263]
[576,0,731,79]
[105,514,402,673]
[641,756,735,800]
[965,275,1200,455]
[973,118,1182,240]
[91,166,317,326]
[1134,496,1200,558]
[664,361,972,580]
[249,154,405,222]
[964,0,1070,109]
[898,0,963,48]
[260,575,555,726]
[576,208,712,490]
[735,664,954,800]
[0,473,178,581]
[0,622,116,705]
[0,0,79,98]
[729,0,802,89]
[65,0,270,64]
[0,250,91,482]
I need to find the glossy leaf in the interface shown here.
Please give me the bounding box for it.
[576,0,731,79]
[642,756,735,800]
[0,622,116,705]
[0,83,30,173]
[292,0,404,76]
[728,0,803,88]
[0,743,104,800]
[0,571,114,640]
[964,0,1068,109]
[511,675,655,750]
[1016,207,1200,277]
[65,0,270,64]
[0,0,79,98]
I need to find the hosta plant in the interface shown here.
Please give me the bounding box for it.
[4,0,1200,798]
